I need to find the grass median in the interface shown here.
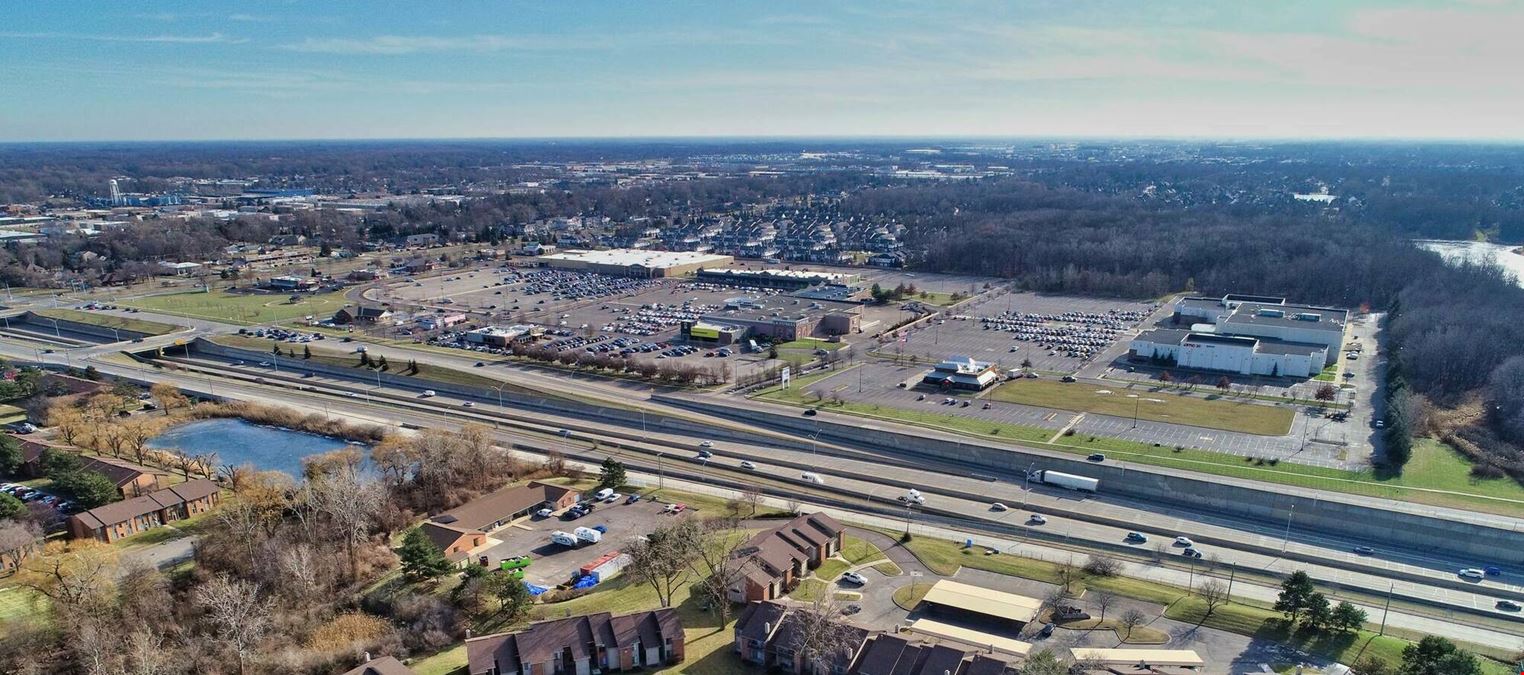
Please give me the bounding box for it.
[990,378,1295,436]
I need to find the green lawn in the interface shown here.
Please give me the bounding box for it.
[840,535,887,565]
[814,559,850,582]
[755,385,1054,444]
[411,644,466,675]
[892,582,935,608]
[123,289,351,325]
[912,291,960,307]
[206,334,521,393]
[990,379,1294,436]
[1314,362,1340,382]
[790,578,829,602]
[873,561,903,576]
[31,308,181,336]
[775,338,843,351]
[0,584,47,626]
[0,404,25,425]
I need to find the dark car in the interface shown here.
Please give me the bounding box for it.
[1497,600,1522,612]
[1353,546,1375,555]
[1086,453,1105,462]
[803,409,817,416]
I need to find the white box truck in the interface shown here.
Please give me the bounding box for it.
[550,531,579,547]
[1032,470,1099,492]
[574,527,603,544]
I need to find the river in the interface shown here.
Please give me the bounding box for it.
[147,418,359,475]
[1416,239,1524,288]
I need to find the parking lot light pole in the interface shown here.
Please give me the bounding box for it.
[1128,394,1140,429]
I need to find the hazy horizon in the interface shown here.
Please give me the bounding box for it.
[3,0,1522,142]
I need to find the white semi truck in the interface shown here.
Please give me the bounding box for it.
[1031,469,1099,492]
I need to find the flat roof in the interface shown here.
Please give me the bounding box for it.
[1070,649,1203,667]
[1224,302,1346,334]
[1183,333,1258,347]
[907,619,1032,657]
[537,248,732,269]
[921,580,1041,624]
[1254,340,1327,356]
[698,267,852,281]
[1133,328,1192,345]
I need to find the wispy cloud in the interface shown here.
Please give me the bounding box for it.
[280,34,563,54]
[0,31,246,44]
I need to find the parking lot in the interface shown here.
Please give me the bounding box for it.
[871,292,1158,375]
[474,494,676,587]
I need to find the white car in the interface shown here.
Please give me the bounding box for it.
[1029,514,1047,525]
[990,502,1009,512]
[699,440,714,448]
[344,392,358,398]
[535,508,553,518]
[840,571,868,586]
[1175,536,1194,547]
[1458,568,1486,581]
[739,461,757,470]
[461,401,475,407]
[421,390,436,398]
[604,492,623,503]
[801,472,825,485]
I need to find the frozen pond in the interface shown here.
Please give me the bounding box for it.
[1417,239,1524,288]
[148,418,357,475]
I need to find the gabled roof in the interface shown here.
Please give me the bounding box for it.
[466,609,682,673]
[68,479,220,532]
[431,481,577,533]
[419,521,483,560]
[78,456,154,488]
[734,600,789,642]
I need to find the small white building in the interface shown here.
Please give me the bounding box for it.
[922,356,1000,390]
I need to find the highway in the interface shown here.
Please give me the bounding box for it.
[98,346,1524,633]
[3,307,1522,648]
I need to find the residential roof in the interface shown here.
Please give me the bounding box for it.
[466,609,681,673]
[734,512,844,584]
[78,456,155,488]
[68,478,220,532]
[920,580,1041,624]
[430,481,576,532]
[419,521,483,560]
[1069,649,1204,667]
[338,655,416,675]
[735,601,789,643]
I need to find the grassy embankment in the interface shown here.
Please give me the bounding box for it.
[988,378,1295,436]
[30,308,181,336]
[123,289,350,325]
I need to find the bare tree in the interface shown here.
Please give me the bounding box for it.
[1082,555,1120,577]
[1197,579,1229,617]
[739,486,763,517]
[0,521,41,572]
[626,517,701,608]
[1040,587,1069,622]
[1091,590,1117,624]
[1117,608,1147,643]
[687,517,750,625]
[786,592,861,674]
[193,575,272,675]
[306,465,384,582]
[123,628,177,675]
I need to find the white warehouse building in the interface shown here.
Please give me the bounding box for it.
[1128,294,1348,378]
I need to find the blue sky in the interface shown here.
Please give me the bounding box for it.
[2,1,1520,141]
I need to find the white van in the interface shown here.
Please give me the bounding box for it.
[421,390,436,398]
[594,488,614,501]
[801,472,825,485]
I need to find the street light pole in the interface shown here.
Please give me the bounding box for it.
[1282,503,1295,553]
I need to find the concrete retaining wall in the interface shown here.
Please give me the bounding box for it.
[20,311,158,342]
[658,395,1524,565]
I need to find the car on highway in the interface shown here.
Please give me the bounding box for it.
[421,390,436,398]
[739,461,756,470]
[344,392,358,398]
[840,571,868,586]
[1125,532,1147,543]
[699,440,714,448]
[1028,514,1047,525]
[461,401,475,407]
[1496,600,1521,612]
[474,362,485,367]
[1174,536,1194,547]
[1353,546,1375,555]
[990,502,1008,512]
[258,361,272,367]
[801,472,825,485]
[802,409,817,417]
[899,489,925,505]
[697,450,713,459]
[1182,547,1204,559]
[1086,453,1105,462]
[1458,568,1486,581]
[1061,375,1077,383]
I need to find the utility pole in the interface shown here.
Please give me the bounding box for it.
[1378,583,1393,636]
[1282,503,1295,553]
[1225,563,1236,604]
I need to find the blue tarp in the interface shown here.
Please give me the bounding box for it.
[525,583,548,596]
[571,574,599,590]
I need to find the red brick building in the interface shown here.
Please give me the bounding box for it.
[67,479,222,543]
[422,481,579,565]
[725,512,846,603]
